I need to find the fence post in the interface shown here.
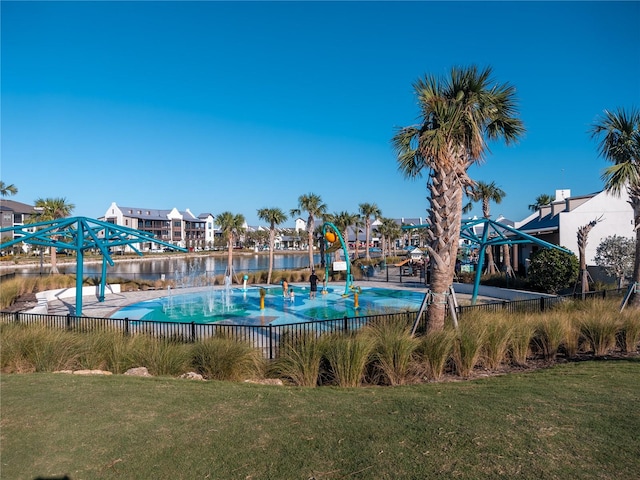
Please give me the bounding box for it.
[539,297,545,313]
[124,317,129,336]
[191,322,196,342]
[268,325,273,360]
[66,314,72,330]
[14,311,20,324]
[602,289,606,299]
[343,316,349,333]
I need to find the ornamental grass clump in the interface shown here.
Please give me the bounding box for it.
[509,316,536,366]
[579,310,619,357]
[481,314,514,370]
[414,328,454,381]
[451,317,487,378]
[322,333,375,387]
[1,323,80,373]
[365,317,419,385]
[269,331,324,387]
[130,335,192,376]
[533,313,568,361]
[191,336,263,381]
[619,310,640,353]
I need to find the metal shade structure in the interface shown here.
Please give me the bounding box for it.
[0,216,187,315]
[403,218,572,304]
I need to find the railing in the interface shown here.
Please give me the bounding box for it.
[0,287,625,359]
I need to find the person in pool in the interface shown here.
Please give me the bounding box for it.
[282,280,289,298]
[309,270,318,299]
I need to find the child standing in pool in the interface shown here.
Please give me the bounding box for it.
[289,287,295,303]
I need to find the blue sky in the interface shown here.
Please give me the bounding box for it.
[2,1,639,227]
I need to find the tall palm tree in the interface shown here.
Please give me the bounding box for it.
[32,197,75,274]
[0,181,18,197]
[290,193,327,270]
[257,207,287,285]
[216,211,246,278]
[375,217,401,261]
[331,211,359,259]
[466,181,506,274]
[392,65,524,331]
[590,107,640,308]
[351,215,364,259]
[528,194,554,212]
[359,202,381,261]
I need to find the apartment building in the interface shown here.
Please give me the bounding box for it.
[102,202,212,251]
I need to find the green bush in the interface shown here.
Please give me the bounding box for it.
[527,248,579,294]
[322,333,374,387]
[414,329,454,381]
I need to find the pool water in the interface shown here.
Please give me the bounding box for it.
[110,286,425,326]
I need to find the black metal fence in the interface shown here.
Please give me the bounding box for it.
[0,287,626,360]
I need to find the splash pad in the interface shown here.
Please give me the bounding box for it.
[110,285,425,326]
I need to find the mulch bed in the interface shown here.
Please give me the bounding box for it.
[3,293,38,313]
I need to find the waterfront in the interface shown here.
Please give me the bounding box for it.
[2,252,322,281]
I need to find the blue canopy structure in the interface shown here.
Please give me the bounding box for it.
[0,216,187,316]
[403,218,572,304]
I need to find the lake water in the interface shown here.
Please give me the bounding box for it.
[19,253,322,281]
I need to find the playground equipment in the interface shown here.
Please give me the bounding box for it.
[321,222,354,296]
[0,216,187,316]
[402,218,573,305]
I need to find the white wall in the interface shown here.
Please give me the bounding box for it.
[558,187,634,264]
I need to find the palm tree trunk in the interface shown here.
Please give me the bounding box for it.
[425,168,463,332]
[50,246,59,275]
[502,244,514,278]
[267,228,275,284]
[484,246,497,274]
[227,234,233,277]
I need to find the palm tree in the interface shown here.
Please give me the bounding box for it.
[375,217,401,261]
[0,181,18,197]
[466,181,506,274]
[359,203,381,261]
[32,197,75,274]
[216,211,246,278]
[528,194,554,212]
[392,65,524,331]
[331,211,359,259]
[290,193,327,270]
[257,207,287,285]
[590,107,640,308]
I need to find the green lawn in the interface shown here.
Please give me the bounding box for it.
[2,359,639,480]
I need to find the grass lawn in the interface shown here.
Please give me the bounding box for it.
[2,359,639,480]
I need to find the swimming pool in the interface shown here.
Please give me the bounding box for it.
[110,285,426,326]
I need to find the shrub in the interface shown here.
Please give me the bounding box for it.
[619,311,640,353]
[130,336,191,376]
[580,311,619,356]
[527,248,579,294]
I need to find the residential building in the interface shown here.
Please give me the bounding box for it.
[0,199,38,247]
[515,187,634,277]
[101,202,208,251]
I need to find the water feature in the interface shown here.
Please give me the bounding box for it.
[110,286,425,326]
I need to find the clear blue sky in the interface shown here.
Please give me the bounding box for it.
[2,1,639,227]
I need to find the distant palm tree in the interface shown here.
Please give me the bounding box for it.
[375,217,401,261]
[216,211,246,277]
[393,65,524,331]
[257,207,287,284]
[290,193,327,270]
[0,181,18,197]
[359,203,381,261]
[331,211,359,258]
[32,197,75,274]
[528,194,554,212]
[351,215,364,259]
[466,181,506,274]
[591,107,640,308]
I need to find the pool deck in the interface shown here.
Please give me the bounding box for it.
[43,280,507,318]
